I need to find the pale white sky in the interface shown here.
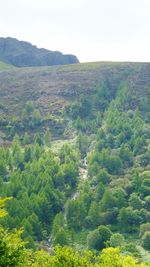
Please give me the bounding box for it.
[0,0,150,62]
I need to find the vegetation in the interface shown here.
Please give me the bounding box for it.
[0,61,150,265]
[0,60,15,70]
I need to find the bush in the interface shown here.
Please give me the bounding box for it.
[140,223,150,237]
[110,233,125,247]
[142,231,150,250]
[87,225,112,250]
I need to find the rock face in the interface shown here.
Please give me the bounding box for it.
[0,37,79,67]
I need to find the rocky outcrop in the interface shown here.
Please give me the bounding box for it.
[0,37,79,67]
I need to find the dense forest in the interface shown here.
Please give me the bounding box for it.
[0,61,150,266]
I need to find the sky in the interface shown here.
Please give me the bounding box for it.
[0,0,150,62]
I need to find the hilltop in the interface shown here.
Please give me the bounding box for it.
[0,37,79,67]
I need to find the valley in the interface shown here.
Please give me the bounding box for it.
[0,61,150,266]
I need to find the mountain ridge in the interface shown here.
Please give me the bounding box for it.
[0,37,79,67]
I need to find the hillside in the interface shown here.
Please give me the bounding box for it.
[0,37,79,67]
[0,60,15,70]
[0,61,150,263]
[0,61,149,143]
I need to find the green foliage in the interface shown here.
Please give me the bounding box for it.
[1,62,150,261]
[76,133,89,158]
[142,231,150,250]
[109,233,125,247]
[96,169,111,185]
[129,193,143,210]
[1,199,146,267]
[0,227,25,267]
[118,207,142,232]
[0,143,79,243]
[101,190,117,211]
[140,223,150,238]
[66,199,86,231]
[22,132,30,145]
[86,202,100,228]
[87,225,112,250]
[43,128,51,147]
[53,228,69,246]
[51,213,65,237]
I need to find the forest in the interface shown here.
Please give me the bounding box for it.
[0,62,150,266]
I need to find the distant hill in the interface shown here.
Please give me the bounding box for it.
[0,37,79,67]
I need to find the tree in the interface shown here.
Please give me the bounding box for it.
[101,190,117,211]
[113,188,127,209]
[0,198,26,267]
[129,193,143,210]
[28,213,43,241]
[0,160,7,177]
[43,128,51,147]
[32,109,42,126]
[77,133,89,158]
[25,101,34,114]
[140,223,150,237]
[139,208,150,223]
[51,212,65,237]
[96,169,110,185]
[144,196,150,211]
[53,228,68,246]
[66,199,86,231]
[34,133,43,146]
[24,146,32,163]
[87,225,112,250]
[141,178,150,197]
[132,170,142,192]
[119,144,133,167]
[87,202,100,228]
[97,149,122,175]
[0,227,25,267]
[0,198,11,218]
[107,155,122,175]
[12,136,23,168]
[142,231,150,250]
[118,207,142,232]
[133,136,146,155]
[22,132,30,145]
[109,233,125,247]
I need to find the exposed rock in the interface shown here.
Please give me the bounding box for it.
[0,37,79,67]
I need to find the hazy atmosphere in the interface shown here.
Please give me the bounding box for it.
[1,0,150,62]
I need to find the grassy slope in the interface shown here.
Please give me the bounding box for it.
[0,60,15,70]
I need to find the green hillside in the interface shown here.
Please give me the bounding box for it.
[0,61,150,265]
[0,61,145,143]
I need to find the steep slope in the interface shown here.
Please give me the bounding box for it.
[0,37,79,67]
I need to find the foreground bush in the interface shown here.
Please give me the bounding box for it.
[25,246,149,267]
